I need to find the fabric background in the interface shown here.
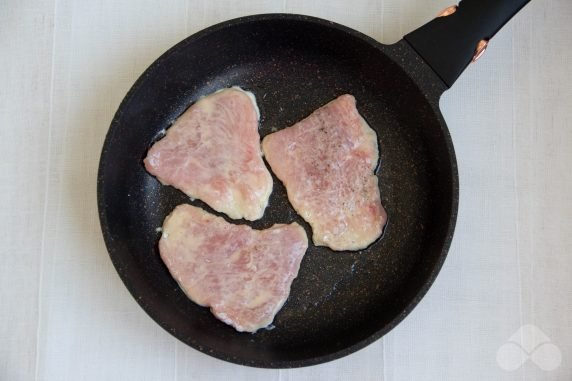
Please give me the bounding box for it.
[1,0,571,380]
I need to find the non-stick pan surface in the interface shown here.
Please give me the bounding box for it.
[98,14,458,367]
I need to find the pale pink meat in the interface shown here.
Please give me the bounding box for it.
[262,94,387,251]
[144,88,273,221]
[159,204,308,332]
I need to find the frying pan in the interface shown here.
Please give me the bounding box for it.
[98,0,530,368]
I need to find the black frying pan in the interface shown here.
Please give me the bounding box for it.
[98,0,530,368]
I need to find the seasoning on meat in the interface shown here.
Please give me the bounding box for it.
[144,87,273,221]
[159,204,308,332]
[262,94,387,251]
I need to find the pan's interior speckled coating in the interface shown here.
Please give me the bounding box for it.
[98,14,458,368]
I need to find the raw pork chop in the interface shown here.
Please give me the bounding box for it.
[262,94,387,251]
[159,204,308,332]
[144,87,273,221]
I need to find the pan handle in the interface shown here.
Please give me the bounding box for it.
[404,0,530,88]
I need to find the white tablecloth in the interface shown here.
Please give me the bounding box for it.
[1,0,571,380]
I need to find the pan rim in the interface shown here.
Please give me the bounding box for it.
[97,13,459,368]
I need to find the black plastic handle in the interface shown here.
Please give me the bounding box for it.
[404,0,530,88]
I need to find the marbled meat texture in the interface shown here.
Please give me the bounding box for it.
[144,87,273,221]
[159,204,308,332]
[262,94,387,251]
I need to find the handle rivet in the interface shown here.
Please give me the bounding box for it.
[437,5,458,17]
[472,39,489,62]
